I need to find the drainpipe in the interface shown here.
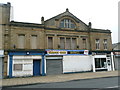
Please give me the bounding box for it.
[88,22,92,51]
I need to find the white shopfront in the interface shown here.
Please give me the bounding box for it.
[92,53,115,72]
[45,50,94,75]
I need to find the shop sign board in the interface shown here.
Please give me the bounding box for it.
[47,50,67,55]
[46,50,89,55]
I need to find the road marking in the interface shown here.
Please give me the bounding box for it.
[92,86,119,90]
[106,86,119,88]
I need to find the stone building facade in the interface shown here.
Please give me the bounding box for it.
[0,2,113,78]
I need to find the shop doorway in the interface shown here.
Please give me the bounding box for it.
[33,60,41,76]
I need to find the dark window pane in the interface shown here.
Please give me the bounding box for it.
[14,64,22,71]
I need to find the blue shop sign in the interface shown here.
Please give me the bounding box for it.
[45,49,89,55]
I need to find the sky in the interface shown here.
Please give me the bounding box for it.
[1,0,119,44]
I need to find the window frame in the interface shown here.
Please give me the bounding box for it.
[103,39,107,50]
[60,19,76,29]
[95,39,100,50]
[17,34,25,49]
[13,64,23,71]
[47,36,53,49]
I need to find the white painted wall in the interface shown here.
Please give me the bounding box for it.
[13,59,33,77]
[63,55,93,73]
[12,55,42,77]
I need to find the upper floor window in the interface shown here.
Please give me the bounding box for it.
[103,39,107,50]
[96,39,100,50]
[82,38,87,49]
[18,34,25,49]
[31,35,37,49]
[60,19,76,29]
[48,37,53,49]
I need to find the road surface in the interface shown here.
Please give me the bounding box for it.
[5,76,119,89]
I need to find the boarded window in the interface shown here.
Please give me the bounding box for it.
[71,38,77,49]
[14,64,23,71]
[31,35,37,49]
[18,34,25,49]
[48,37,53,49]
[66,38,71,49]
[60,37,65,49]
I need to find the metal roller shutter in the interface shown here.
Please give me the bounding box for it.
[46,59,63,75]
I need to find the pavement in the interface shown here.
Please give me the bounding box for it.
[1,71,118,87]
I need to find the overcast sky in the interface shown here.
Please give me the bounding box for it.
[1,0,119,44]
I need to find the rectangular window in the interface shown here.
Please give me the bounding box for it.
[31,35,37,49]
[60,37,65,49]
[48,37,53,49]
[66,38,71,49]
[60,21,64,28]
[103,39,107,50]
[18,34,25,49]
[96,39,100,50]
[71,38,77,49]
[83,38,86,49]
[14,64,23,71]
[95,58,106,68]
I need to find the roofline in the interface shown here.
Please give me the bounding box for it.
[10,21,44,28]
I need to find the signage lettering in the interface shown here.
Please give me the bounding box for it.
[47,50,67,55]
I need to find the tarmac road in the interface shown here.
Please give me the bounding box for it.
[9,76,119,89]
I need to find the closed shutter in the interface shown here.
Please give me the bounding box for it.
[18,34,25,49]
[48,37,53,49]
[66,38,71,49]
[71,38,77,49]
[46,59,63,75]
[60,37,65,49]
[63,56,92,73]
[31,35,37,49]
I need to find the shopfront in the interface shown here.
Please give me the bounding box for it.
[7,50,45,78]
[45,49,93,75]
[92,51,115,72]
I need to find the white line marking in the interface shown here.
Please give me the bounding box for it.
[105,86,119,88]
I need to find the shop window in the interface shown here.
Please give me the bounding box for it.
[95,39,100,50]
[103,39,107,50]
[14,64,23,71]
[18,34,25,49]
[60,37,65,49]
[95,58,106,68]
[71,38,77,49]
[60,19,76,29]
[48,37,53,49]
[31,35,37,49]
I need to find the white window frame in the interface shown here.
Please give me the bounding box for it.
[96,39,100,50]
[60,19,76,29]
[103,39,107,50]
